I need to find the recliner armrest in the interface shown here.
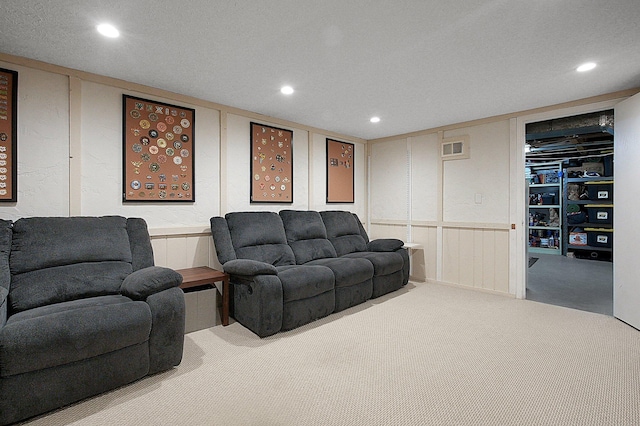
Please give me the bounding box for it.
[120,266,183,300]
[367,238,404,252]
[224,259,278,276]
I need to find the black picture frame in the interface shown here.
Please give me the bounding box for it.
[0,67,18,202]
[326,138,354,203]
[250,122,293,203]
[122,95,195,202]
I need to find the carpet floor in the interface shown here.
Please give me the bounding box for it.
[23,282,640,426]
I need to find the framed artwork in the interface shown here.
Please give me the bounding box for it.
[0,68,18,202]
[250,122,293,203]
[122,95,195,202]
[326,138,354,203]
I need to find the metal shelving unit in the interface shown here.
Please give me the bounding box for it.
[527,162,562,255]
[563,176,613,259]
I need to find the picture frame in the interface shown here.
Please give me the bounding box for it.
[0,68,18,202]
[326,138,354,203]
[250,122,293,203]
[122,95,195,202]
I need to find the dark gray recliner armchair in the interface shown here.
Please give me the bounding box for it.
[210,211,335,337]
[320,211,409,298]
[0,216,185,425]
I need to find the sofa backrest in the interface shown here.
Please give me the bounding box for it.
[8,216,152,314]
[320,211,368,257]
[210,216,237,264]
[279,210,337,264]
[0,219,12,326]
[225,211,296,267]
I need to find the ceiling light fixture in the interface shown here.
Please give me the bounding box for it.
[97,23,120,38]
[280,86,294,95]
[370,116,380,123]
[576,62,596,72]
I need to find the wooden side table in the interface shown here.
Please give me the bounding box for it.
[176,266,230,326]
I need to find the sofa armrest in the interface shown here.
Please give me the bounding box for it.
[120,266,183,300]
[367,238,404,252]
[223,259,277,276]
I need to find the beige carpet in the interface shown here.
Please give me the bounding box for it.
[23,282,640,425]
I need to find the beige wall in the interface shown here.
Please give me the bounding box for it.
[369,119,511,293]
[442,120,510,224]
[2,53,638,300]
[0,60,70,218]
[368,92,638,296]
[0,54,365,273]
[79,81,221,228]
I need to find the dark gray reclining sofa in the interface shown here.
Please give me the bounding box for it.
[0,216,186,425]
[210,210,408,337]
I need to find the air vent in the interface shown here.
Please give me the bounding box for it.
[441,136,470,160]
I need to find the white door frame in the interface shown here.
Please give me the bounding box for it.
[510,98,626,299]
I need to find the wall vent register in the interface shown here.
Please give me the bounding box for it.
[441,135,470,160]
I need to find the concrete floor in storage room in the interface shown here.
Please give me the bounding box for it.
[526,253,613,316]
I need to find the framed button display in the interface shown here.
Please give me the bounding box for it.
[0,68,17,202]
[122,95,195,202]
[250,122,293,203]
[326,138,354,203]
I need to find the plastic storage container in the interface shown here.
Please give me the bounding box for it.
[586,204,613,224]
[585,181,613,201]
[585,228,613,248]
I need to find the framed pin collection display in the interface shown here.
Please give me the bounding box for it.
[250,122,293,203]
[122,95,195,202]
[326,138,354,203]
[0,68,17,202]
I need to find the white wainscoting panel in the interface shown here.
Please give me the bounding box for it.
[149,227,218,269]
[442,226,509,293]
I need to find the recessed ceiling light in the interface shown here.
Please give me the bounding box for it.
[576,62,596,72]
[281,86,294,95]
[97,23,120,38]
[370,116,380,123]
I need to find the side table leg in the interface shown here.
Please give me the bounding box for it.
[222,277,229,326]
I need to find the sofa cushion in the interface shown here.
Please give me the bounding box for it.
[276,265,334,303]
[306,257,373,288]
[279,210,337,264]
[0,295,151,377]
[343,251,404,276]
[210,216,237,264]
[127,218,155,271]
[226,212,295,267]
[9,216,134,313]
[0,219,11,328]
[279,210,327,241]
[320,211,367,256]
[9,261,132,314]
[0,220,11,293]
[10,216,132,274]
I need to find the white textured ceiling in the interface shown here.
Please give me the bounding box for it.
[1,0,639,140]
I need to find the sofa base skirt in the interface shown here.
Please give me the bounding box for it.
[0,342,150,425]
[282,289,335,331]
[372,270,404,298]
[335,279,373,312]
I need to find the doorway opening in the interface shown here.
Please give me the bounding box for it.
[525,110,614,315]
